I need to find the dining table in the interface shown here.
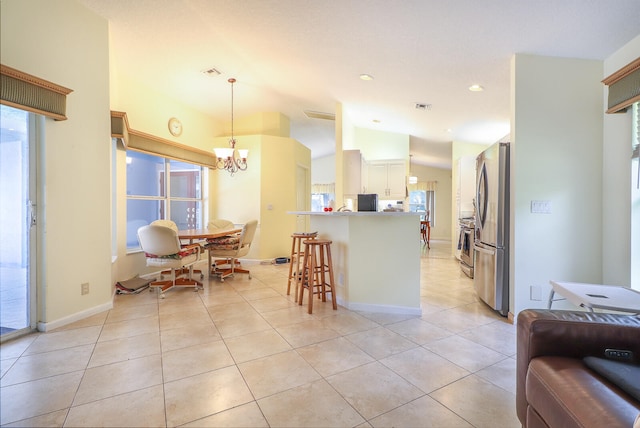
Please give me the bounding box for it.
[177,227,241,244]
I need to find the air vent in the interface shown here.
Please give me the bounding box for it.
[415,103,432,111]
[201,67,221,76]
[303,110,335,120]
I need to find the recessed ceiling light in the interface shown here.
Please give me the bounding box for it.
[468,84,484,92]
[360,74,374,81]
[373,119,381,123]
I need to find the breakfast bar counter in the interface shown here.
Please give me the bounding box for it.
[288,211,422,315]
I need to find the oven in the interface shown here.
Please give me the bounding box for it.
[459,218,475,278]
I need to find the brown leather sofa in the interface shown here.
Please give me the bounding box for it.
[517,309,640,428]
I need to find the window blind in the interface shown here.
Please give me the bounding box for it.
[311,183,335,194]
[0,64,73,120]
[408,180,438,192]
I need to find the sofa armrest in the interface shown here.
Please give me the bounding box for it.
[516,309,640,424]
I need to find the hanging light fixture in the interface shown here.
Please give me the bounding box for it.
[213,78,248,175]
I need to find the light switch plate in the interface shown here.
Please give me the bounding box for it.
[531,200,552,214]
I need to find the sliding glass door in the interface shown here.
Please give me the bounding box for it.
[0,105,36,339]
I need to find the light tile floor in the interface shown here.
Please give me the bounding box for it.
[0,240,519,427]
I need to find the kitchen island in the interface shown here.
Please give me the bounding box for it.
[288,211,422,315]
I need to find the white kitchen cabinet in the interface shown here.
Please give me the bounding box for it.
[368,161,406,198]
[343,149,365,195]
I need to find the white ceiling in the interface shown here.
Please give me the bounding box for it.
[79,0,640,168]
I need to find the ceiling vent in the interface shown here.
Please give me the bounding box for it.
[303,110,335,120]
[201,67,221,76]
[415,103,432,111]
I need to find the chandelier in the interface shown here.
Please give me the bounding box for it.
[213,78,248,175]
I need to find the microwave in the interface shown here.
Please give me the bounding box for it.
[357,194,378,212]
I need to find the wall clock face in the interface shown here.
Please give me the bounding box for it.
[168,117,182,136]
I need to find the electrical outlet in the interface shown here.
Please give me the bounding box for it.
[81,282,90,295]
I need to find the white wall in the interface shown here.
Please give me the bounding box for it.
[602,34,640,288]
[312,154,336,184]
[353,127,409,161]
[1,0,112,327]
[410,164,453,241]
[511,54,604,315]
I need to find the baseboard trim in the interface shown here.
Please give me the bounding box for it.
[37,301,113,332]
[340,299,422,316]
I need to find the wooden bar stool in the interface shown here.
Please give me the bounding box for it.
[298,239,337,314]
[286,232,318,301]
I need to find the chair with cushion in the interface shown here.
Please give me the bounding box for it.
[137,223,203,298]
[208,218,235,231]
[205,219,236,272]
[150,219,204,279]
[151,219,180,231]
[205,219,258,282]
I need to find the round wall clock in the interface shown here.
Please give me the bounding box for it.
[168,117,183,137]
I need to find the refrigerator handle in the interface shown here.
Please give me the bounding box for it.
[474,244,495,255]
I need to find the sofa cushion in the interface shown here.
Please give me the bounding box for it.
[583,357,640,401]
[527,356,640,428]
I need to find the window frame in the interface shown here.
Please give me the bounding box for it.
[125,150,205,252]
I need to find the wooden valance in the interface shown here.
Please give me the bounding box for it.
[111,111,218,168]
[602,57,640,114]
[0,64,73,120]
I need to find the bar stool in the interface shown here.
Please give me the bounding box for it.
[298,239,337,314]
[286,232,318,301]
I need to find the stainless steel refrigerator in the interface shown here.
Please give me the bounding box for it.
[474,142,510,316]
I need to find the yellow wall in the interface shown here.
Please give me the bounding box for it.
[1,0,112,327]
[0,0,308,328]
[111,74,221,151]
[262,136,311,257]
[110,71,226,281]
[231,111,290,138]
[214,132,311,260]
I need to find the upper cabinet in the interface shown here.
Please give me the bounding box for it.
[367,160,406,198]
[343,149,366,195]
